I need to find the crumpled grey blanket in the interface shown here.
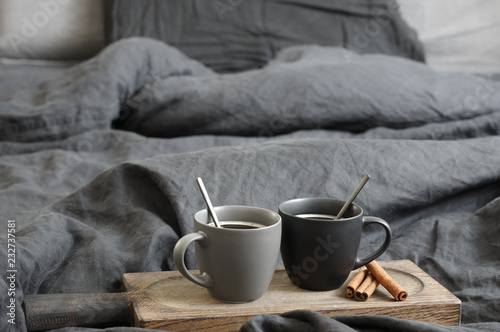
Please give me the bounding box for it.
[1,38,499,142]
[0,38,499,332]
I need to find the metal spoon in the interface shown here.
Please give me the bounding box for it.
[196,177,222,228]
[334,174,370,220]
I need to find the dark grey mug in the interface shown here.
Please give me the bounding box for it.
[279,198,391,291]
[174,205,281,303]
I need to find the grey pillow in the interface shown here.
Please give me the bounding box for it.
[104,0,425,73]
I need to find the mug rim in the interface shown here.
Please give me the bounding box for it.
[278,197,363,222]
[194,205,282,231]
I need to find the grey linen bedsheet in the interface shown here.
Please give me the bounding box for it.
[0,38,499,331]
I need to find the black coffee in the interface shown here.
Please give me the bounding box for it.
[222,224,259,229]
[295,213,339,220]
[210,221,266,229]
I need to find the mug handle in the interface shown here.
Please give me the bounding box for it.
[173,232,213,288]
[352,216,392,269]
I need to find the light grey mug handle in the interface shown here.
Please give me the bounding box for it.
[352,216,392,269]
[173,232,213,288]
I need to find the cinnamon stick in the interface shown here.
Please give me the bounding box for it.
[354,273,379,302]
[345,267,368,298]
[366,260,408,301]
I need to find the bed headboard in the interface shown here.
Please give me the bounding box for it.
[0,0,104,61]
[1,0,499,75]
[398,0,500,74]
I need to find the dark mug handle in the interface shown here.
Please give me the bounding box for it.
[352,216,392,269]
[173,232,213,289]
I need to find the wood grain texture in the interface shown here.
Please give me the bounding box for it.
[123,260,461,331]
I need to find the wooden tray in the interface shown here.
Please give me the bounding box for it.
[122,260,461,331]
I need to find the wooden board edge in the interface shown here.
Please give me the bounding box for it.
[135,303,461,331]
[140,315,252,332]
[325,302,462,326]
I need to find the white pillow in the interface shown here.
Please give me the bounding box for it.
[398,0,500,75]
[0,0,104,60]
